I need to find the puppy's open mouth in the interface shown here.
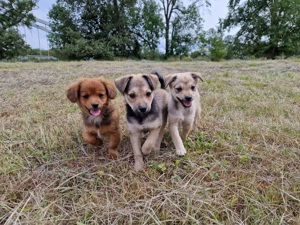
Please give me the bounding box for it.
[177,98,192,108]
[86,107,101,116]
[182,101,192,108]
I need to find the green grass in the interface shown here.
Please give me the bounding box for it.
[1,60,299,224]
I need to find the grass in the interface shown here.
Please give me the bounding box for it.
[1,60,300,224]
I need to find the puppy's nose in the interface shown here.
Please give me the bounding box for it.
[91,103,99,108]
[185,96,193,102]
[138,106,147,113]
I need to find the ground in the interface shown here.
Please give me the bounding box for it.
[0,60,299,224]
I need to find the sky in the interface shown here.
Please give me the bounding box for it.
[21,0,230,50]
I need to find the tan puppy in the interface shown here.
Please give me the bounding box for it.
[67,78,121,159]
[165,72,203,156]
[115,73,168,171]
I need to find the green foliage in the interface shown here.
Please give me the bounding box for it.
[140,49,163,60]
[47,0,210,60]
[152,162,166,173]
[0,0,37,31]
[0,0,37,60]
[190,50,203,59]
[134,0,164,50]
[208,33,227,61]
[197,28,227,61]
[161,0,209,58]
[48,0,163,60]
[0,28,29,59]
[58,39,114,60]
[222,0,300,59]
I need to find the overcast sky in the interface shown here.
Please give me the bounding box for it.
[21,0,230,50]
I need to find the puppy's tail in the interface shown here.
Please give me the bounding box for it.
[151,70,166,89]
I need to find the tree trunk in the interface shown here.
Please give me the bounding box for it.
[266,46,277,60]
[165,20,169,58]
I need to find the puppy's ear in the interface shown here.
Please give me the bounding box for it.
[142,74,159,90]
[67,80,82,103]
[191,73,204,82]
[114,75,132,94]
[101,79,117,99]
[165,75,177,88]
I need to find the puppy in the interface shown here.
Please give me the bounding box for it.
[165,72,203,156]
[67,78,121,159]
[115,73,168,171]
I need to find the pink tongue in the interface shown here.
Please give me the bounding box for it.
[90,109,101,116]
[183,101,192,107]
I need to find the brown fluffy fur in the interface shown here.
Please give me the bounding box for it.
[67,78,121,159]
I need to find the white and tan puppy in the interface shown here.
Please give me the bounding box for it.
[115,73,168,171]
[165,72,203,156]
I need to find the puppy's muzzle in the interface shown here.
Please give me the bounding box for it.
[138,105,148,113]
[88,102,101,116]
[185,96,193,102]
[91,103,99,109]
[178,96,193,108]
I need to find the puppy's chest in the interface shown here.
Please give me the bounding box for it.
[85,115,104,127]
[84,115,111,138]
[126,103,161,126]
[170,105,196,121]
[128,118,161,133]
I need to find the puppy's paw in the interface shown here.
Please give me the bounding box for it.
[134,160,144,172]
[176,147,186,156]
[108,150,120,159]
[142,145,152,155]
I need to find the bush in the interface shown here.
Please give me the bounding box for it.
[58,39,114,60]
[141,49,163,60]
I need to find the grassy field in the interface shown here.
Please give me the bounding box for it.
[0,60,299,224]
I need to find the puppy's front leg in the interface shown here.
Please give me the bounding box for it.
[154,115,167,151]
[142,128,161,155]
[83,131,103,146]
[181,120,193,140]
[169,122,186,156]
[129,132,143,171]
[108,131,121,159]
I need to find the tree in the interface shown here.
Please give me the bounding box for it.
[197,28,227,61]
[0,0,37,59]
[0,0,37,31]
[222,0,300,59]
[206,28,227,61]
[48,4,80,49]
[0,28,30,59]
[131,0,164,51]
[158,0,210,58]
[48,0,163,60]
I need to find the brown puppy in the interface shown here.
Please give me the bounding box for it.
[165,72,203,156]
[67,78,121,159]
[115,73,168,171]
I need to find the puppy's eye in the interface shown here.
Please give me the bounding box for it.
[83,95,89,99]
[129,93,136,98]
[146,92,152,97]
[175,87,182,92]
[99,93,104,98]
[191,86,196,91]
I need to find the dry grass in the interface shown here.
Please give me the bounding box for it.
[1,60,300,224]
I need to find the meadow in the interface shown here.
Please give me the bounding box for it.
[0,60,299,224]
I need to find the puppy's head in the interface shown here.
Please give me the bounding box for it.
[115,74,159,115]
[67,78,117,116]
[165,72,203,108]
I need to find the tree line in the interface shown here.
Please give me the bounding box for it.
[1,0,300,61]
